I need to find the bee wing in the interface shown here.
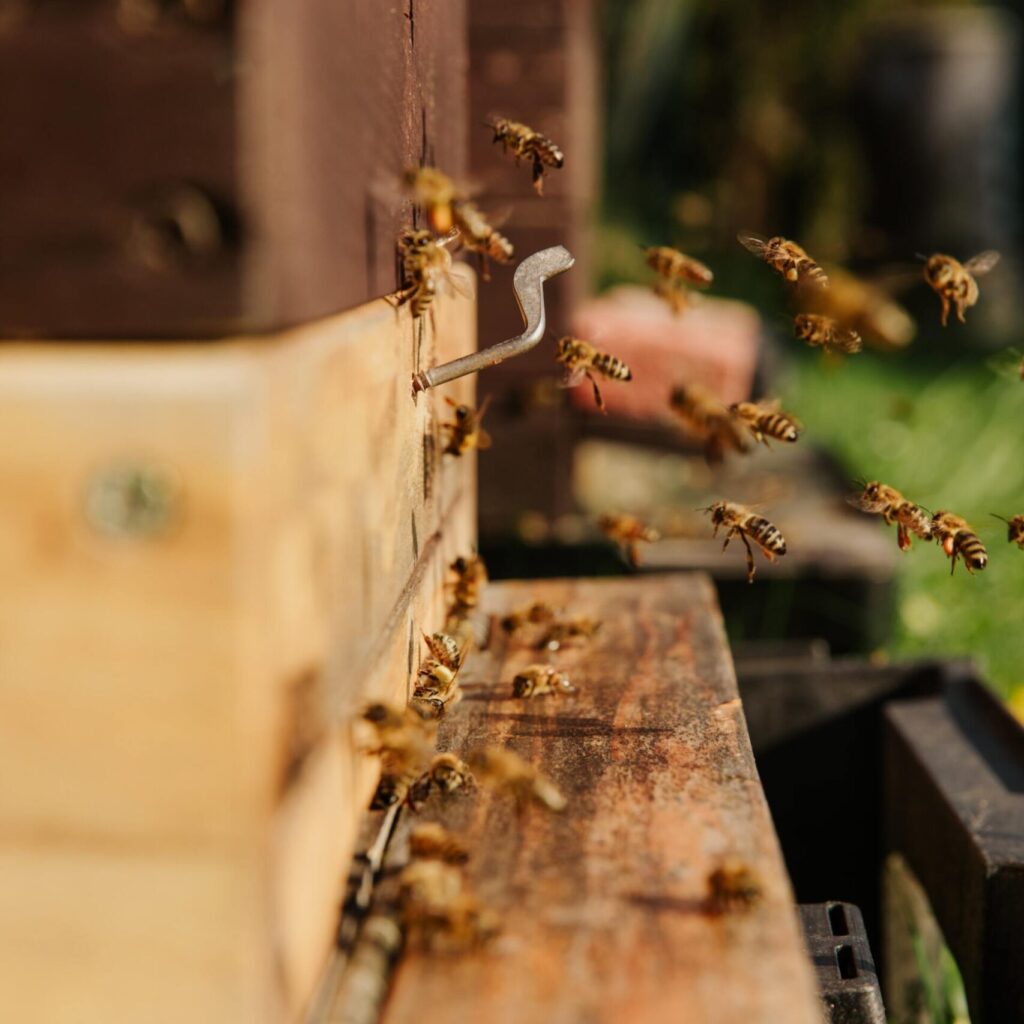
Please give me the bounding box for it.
[832,325,863,353]
[475,429,493,451]
[964,250,1001,276]
[737,232,769,257]
[846,493,876,513]
[443,266,475,300]
[558,366,588,389]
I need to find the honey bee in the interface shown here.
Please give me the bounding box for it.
[848,481,933,552]
[669,383,750,464]
[511,664,575,698]
[467,745,567,812]
[536,615,601,651]
[404,166,460,236]
[728,400,801,446]
[399,860,500,951]
[930,511,988,575]
[792,313,863,354]
[597,513,660,567]
[407,752,475,809]
[702,501,787,584]
[556,336,632,414]
[421,631,463,672]
[992,513,1024,549]
[805,265,915,350]
[446,554,488,617]
[361,706,436,810]
[738,232,828,288]
[500,600,558,635]
[411,658,461,718]
[644,245,713,315]
[488,116,564,195]
[921,250,1000,326]
[706,858,763,915]
[452,200,513,281]
[408,822,470,864]
[440,396,492,457]
[392,228,468,320]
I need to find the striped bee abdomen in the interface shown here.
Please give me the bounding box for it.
[954,532,988,572]
[760,413,800,442]
[594,353,632,380]
[748,517,787,555]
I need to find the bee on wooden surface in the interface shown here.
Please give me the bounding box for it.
[411,658,461,719]
[447,554,488,617]
[669,383,750,464]
[399,860,500,952]
[404,166,461,236]
[408,752,476,809]
[728,400,801,447]
[848,481,933,552]
[409,822,470,865]
[511,664,575,699]
[488,116,564,195]
[738,232,828,288]
[644,245,713,315]
[359,702,437,757]
[468,745,567,812]
[392,228,468,320]
[702,501,787,584]
[500,600,558,635]
[992,513,1024,550]
[452,200,513,281]
[440,396,492,457]
[706,858,763,915]
[555,336,632,414]
[792,313,863,355]
[921,250,1000,326]
[930,511,988,575]
[422,631,463,672]
[597,513,660,567]
[537,615,601,651]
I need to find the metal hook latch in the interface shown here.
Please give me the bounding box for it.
[411,245,575,394]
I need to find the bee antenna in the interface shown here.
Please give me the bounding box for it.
[991,513,1010,524]
[914,252,928,262]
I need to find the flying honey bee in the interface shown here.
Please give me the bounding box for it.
[399,860,500,952]
[848,481,933,552]
[597,513,660,567]
[738,232,829,288]
[440,396,492,457]
[511,664,575,699]
[452,200,513,280]
[702,501,787,584]
[536,615,601,651]
[920,250,1000,326]
[706,858,763,915]
[992,514,1024,549]
[407,752,475,809]
[467,745,567,812]
[930,511,988,575]
[446,554,488,617]
[805,265,916,350]
[644,245,713,315]
[555,336,632,414]
[728,400,801,447]
[409,822,470,865]
[404,166,461,236]
[792,313,863,354]
[392,228,468,320]
[669,384,750,464]
[488,116,564,195]
[500,600,558,635]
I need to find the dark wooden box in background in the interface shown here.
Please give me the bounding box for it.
[0,0,467,338]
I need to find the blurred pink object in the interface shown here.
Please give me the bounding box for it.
[569,286,761,420]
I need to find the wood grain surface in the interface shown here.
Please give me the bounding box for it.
[379,574,823,1024]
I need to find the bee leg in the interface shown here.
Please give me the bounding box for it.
[739,533,756,584]
[532,161,545,196]
[627,541,640,567]
[479,253,491,283]
[586,372,606,414]
[956,300,967,325]
[939,294,950,327]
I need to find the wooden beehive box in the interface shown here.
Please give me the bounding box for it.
[0,280,478,1023]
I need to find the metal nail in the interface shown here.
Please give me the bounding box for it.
[411,245,575,395]
[84,463,181,538]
